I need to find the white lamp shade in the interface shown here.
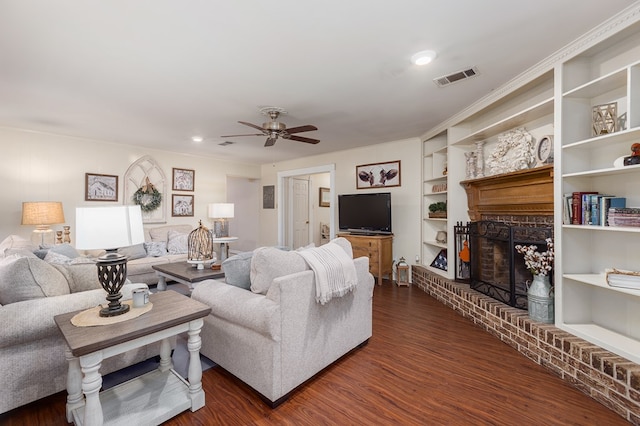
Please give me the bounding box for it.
[75,205,145,250]
[208,203,234,219]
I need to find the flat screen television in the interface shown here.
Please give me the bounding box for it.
[338,192,392,235]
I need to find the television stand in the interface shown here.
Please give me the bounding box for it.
[338,233,393,285]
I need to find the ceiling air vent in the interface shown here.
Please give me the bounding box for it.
[433,66,479,87]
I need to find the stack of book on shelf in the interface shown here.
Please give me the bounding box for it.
[563,192,626,225]
[606,268,640,290]
[608,207,640,227]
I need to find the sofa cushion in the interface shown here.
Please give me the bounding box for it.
[50,243,80,259]
[118,243,147,260]
[144,241,167,257]
[167,230,188,255]
[0,255,70,304]
[222,251,253,290]
[52,262,102,293]
[250,247,309,295]
[0,235,36,257]
[148,225,193,242]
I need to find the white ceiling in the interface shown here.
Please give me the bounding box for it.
[0,1,635,165]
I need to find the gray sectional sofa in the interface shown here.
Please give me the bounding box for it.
[0,224,195,414]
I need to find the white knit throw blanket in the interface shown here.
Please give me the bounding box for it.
[297,242,357,305]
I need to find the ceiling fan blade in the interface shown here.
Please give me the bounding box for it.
[264,137,277,147]
[285,125,318,134]
[287,135,320,144]
[238,121,265,131]
[220,133,264,137]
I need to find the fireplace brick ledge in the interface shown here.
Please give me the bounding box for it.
[412,264,640,424]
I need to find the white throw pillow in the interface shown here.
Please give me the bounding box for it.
[250,246,309,294]
[167,230,188,254]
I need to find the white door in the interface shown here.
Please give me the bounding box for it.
[292,178,310,249]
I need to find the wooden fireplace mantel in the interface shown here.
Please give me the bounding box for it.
[460,164,554,221]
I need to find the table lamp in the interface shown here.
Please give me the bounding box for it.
[75,205,145,317]
[21,201,65,247]
[208,203,234,237]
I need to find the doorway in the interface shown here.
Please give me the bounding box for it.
[277,164,335,248]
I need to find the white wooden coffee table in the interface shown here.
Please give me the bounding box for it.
[54,291,211,426]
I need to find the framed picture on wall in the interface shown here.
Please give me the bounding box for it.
[319,187,330,207]
[172,194,194,217]
[85,173,118,201]
[356,160,401,189]
[172,168,195,191]
[263,185,275,209]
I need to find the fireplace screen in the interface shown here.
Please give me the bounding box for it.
[468,221,553,309]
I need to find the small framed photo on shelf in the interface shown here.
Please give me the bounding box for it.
[172,194,194,217]
[85,173,118,202]
[172,168,195,191]
[592,102,617,136]
[356,160,401,189]
[319,187,330,207]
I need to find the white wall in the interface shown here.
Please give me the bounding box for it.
[259,137,422,266]
[0,127,261,241]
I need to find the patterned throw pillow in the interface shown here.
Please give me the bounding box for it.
[144,241,167,257]
[167,230,188,255]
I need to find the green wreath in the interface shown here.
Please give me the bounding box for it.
[132,181,162,213]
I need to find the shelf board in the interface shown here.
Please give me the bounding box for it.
[424,240,447,249]
[562,163,640,178]
[562,224,640,233]
[423,191,447,196]
[562,68,627,98]
[423,217,447,222]
[451,97,553,146]
[559,323,640,365]
[563,273,640,297]
[562,126,640,150]
[423,176,448,184]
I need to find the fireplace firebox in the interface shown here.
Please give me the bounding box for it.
[468,221,553,309]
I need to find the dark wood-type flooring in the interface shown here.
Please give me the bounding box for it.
[1,281,629,425]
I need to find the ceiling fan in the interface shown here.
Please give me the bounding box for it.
[221,107,320,147]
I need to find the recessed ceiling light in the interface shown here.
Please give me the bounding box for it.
[411,50,437,66]
[191,136,204,143]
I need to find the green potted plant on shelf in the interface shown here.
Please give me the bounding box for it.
[428,201,447,218]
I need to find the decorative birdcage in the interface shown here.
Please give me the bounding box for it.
[188,220,214,269]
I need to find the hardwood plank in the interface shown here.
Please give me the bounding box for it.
[1,282,628,425]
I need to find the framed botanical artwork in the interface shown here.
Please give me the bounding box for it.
[319,187,330,207]
[356,160,401,189]
[172,194,194,217]
[172,168,195,191]
[85,173,118,202]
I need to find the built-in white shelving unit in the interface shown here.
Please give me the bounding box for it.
[420,4,640,365]
[557,21,640,364]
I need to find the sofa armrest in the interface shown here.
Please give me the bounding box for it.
[0,283,139,349]
[191,279,281,339]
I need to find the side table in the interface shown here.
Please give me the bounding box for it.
[211,236,238,261]
[54,291,211,426]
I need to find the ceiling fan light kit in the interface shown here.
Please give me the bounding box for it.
[221,106,320,147]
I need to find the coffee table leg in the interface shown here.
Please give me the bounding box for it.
[187,318,205,411]
[157,274,167,291]
[80,352,104,426]
[65,348,84,423]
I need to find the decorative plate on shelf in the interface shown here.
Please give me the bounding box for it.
[486,128,535,175]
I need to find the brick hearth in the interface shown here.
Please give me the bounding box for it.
[412,265,640,424]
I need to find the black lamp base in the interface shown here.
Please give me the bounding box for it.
[97,251,129,317]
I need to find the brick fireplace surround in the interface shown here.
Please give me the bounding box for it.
[411,268,640,423]
[414,166,640,423]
